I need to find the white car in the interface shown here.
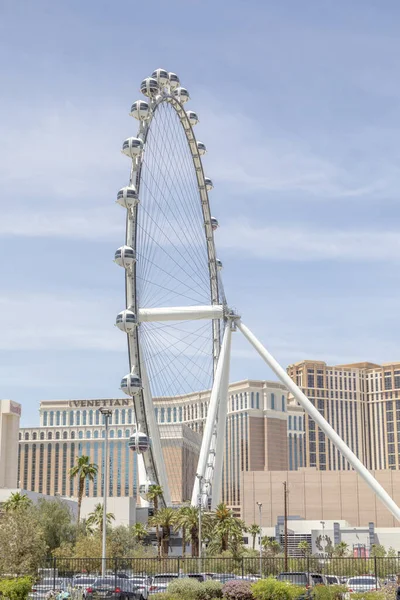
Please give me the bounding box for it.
[347,576,381,594]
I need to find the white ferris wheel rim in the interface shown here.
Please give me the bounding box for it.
[119,74,224,504]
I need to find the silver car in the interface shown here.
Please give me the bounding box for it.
[347,576,381,594]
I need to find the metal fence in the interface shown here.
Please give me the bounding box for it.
[27,556,400,582]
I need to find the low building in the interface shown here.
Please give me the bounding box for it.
[241,467,400,528]
[0,400,21,488]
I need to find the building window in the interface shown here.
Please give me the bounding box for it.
[69,411,74,426]
[56,411,60,426]
[161,408,165,423]
[86,431,91,439]
[82,410,87,425]
[24,432,29,440]
[115,410,119,425]
[271,393,275,410]
[94,430,99,439]
[110,430,115,438]
[78,431,83,439]
[49,412,54,426]
[293,416,297,430]
[56,431,60,440]
[71,432,75,439]
[173,407,177,422]
[289,416,292,429]
[43,411,48,426]
[128,409,132,423]
[256,393,260,409]
[62,411,67,426]
[33,432,37,440]
[179,407,182,421]
[282,395,285,411]
[63,431,67,439]
[118,430,122,438]
[307,369,315,388]
[95,410,100,425]
[48,432,52,440]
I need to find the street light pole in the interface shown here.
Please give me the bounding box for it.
[197,474,203,573]
[283,482,288,571]
[100,408,112,577]
[256,502,262,578]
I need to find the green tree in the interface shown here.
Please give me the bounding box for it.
[262,537,281,556]
[34,498,75,553]
[212,503,246,553]
[370,544,386,557]
[173,505,200,557]
[149,507,176,557]
[132,522,149,543]
[2,491,32,513]
[333,541,349,557]
[248,524,261,551]
[86,503,115,535]
[298,540,311,557]
[146,485,164,556]
[0,509,48,575]
[69,456,98,525]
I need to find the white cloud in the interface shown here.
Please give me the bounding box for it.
[0,293,124,351]
[218,219,400,261]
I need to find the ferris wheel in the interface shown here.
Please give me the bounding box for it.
[114,68,400,520]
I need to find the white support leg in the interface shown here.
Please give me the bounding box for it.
[210,330,232,510]
[236,320,400,523]
[191,322,232,506]
[137,454,149,508]
[139,349,172,506]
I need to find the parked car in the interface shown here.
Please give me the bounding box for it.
[211,574,238,584]
[148,574,179,595]
[128,577,151,600]
[181,574,213,582]
[326,576,341,585]
[29,579,69,600]
[346,576,381,594]
[86,577,138,600]
[277,572,327,588]
[71,577,97,597]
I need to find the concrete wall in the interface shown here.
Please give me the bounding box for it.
[0,400,21,488]
[241,467,400,527]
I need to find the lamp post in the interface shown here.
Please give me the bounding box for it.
[256,502,262,578]
[100,408,112,577]
[197,474,204,572]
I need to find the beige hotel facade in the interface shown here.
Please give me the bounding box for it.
[287,360,400,472]
[18,380,296,511]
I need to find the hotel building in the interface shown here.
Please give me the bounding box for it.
[18,380,291,511]
[286,360,400,472]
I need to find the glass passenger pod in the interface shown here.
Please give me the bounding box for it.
[173,87,190,103]
[116,186,139,209]
[204,177,213,191]
[210,217,219,231]
[197,141,207,155]
[115,309,137,333]
[168,72,180,90]
[216,258,223,270]
[186,110,199,126]
[114,245,136,268]
[121,137,144,159]
[128,431,151,454]
[151,68,169,87]
[140,77,159,98]
[130,100,150,121]
[121,374,142,396]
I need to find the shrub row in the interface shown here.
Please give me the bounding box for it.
[0,577,33,600]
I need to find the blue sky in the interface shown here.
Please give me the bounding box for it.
[2,0,400,426]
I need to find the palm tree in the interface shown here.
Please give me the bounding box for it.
[248,523,261,551]
[298,540,311,557]
[149,507,176,557]
[262,537,281,556]
[69,456,98,525]
[3,491,32,512]
[173,505,200,557]
[213,503,243,552]
[146,485,163,556]
[132,522,148,543]
[86,502,115,535]
[333,541,349,557]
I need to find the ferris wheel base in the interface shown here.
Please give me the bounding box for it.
[138,305,224,322]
